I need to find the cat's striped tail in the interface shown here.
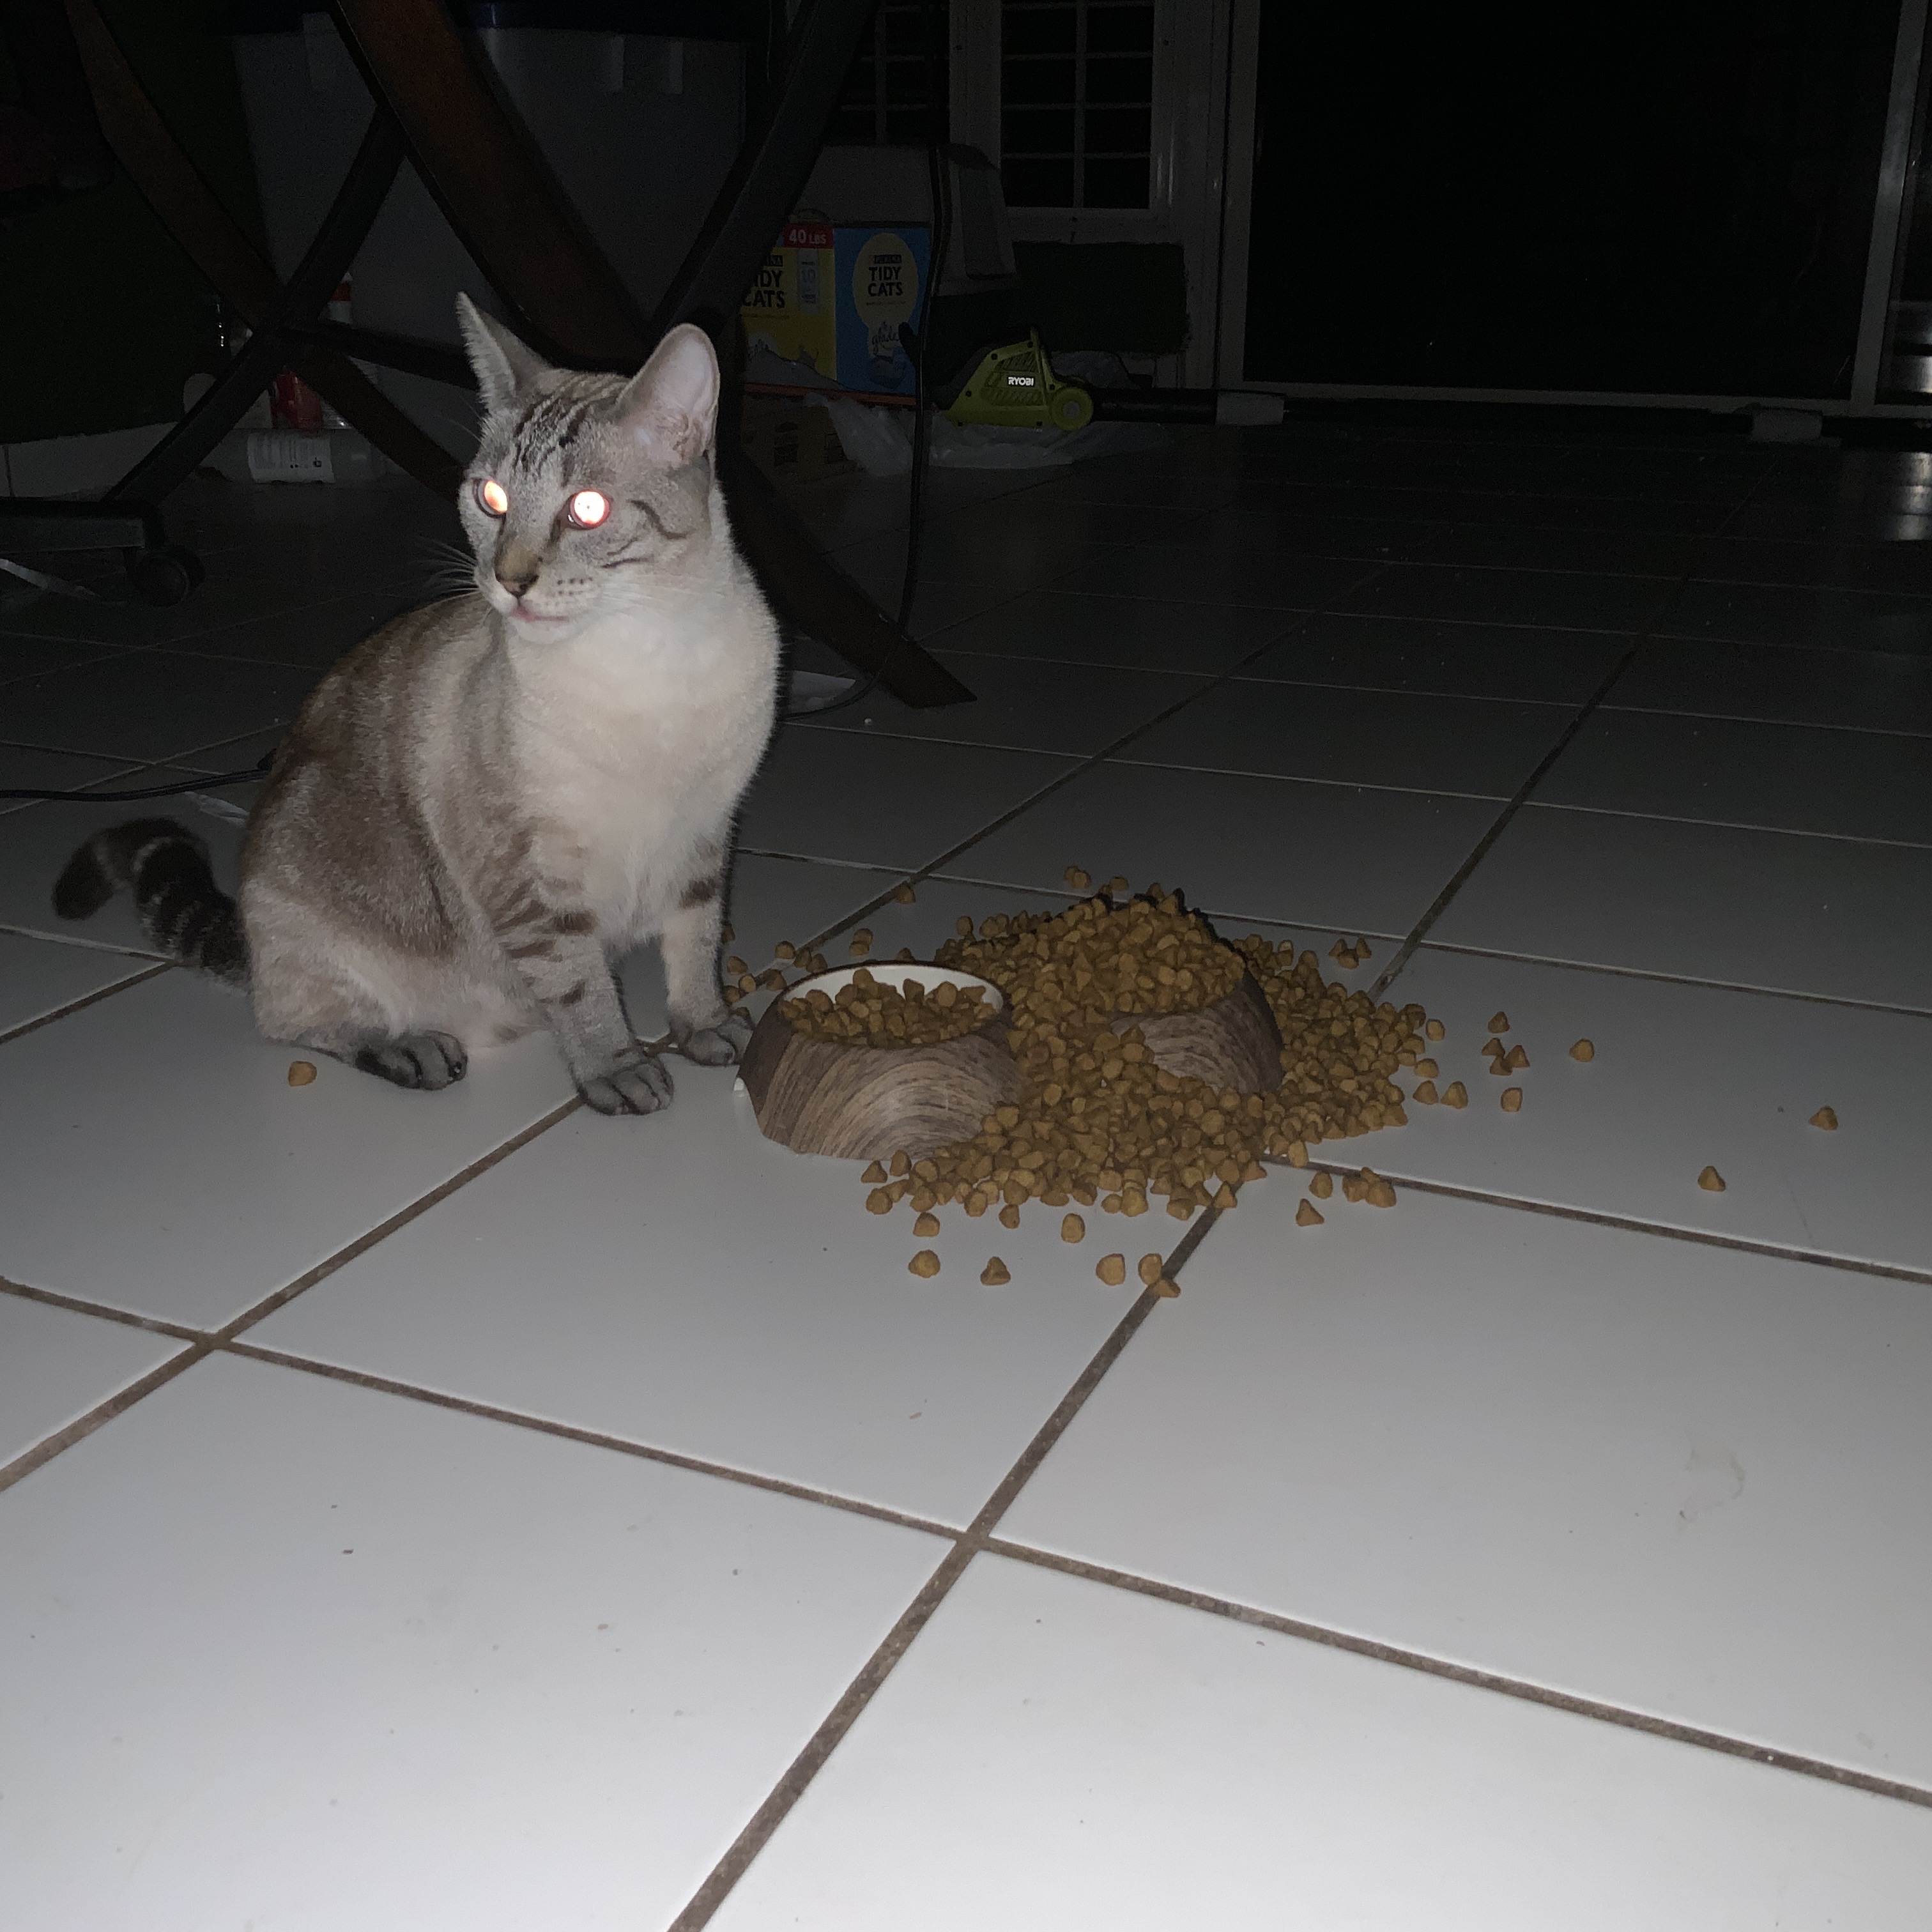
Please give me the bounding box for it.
[53,819,249,986]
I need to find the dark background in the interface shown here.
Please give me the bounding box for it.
[1243,1,1905,397]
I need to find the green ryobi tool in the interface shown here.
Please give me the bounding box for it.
[942,330,1094,431]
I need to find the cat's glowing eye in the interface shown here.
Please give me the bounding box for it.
[567,488,611,530]
[477,477,509,517]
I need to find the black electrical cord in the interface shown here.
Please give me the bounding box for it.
[777,0,951,723]
[0,746,277,804]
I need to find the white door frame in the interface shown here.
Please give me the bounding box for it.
[949,0,1234,387]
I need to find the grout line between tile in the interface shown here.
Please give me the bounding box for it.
[1268,1156,1932,1289]
[973,1542,1932,1813]
[663,1278,1177,1932]
[1522,795,1932,855]
[0,1273,203,1342]
[0,1342,208,1496]
[1411,938,1932,1020]
[0,960,171,1048]
[1600,699,1932,743]
[216,1096,586,1343]
[220,1340,960,1540]
[1362,469,1786,1008]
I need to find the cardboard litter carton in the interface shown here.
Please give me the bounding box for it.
[742,219,931,398]
[738,395,855,486]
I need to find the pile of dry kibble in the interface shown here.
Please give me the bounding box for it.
[842,887,1450,1282]
[781,969,993,1047]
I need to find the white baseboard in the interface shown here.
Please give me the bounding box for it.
[1,423,172,498]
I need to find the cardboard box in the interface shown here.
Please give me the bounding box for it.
[738,395,855,486]
[742,220,931,397]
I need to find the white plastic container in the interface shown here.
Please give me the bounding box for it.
[199,427,386,484]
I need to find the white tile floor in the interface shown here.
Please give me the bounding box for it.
[4,424,1931,1927]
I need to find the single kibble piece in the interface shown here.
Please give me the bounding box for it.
[1285,1140,1310,1168]
[1505,1044,1529,1070]
[1809,1105,1839,1131]
[1329,939,1351,962]
[862,1160,887,1184]
[1489,1010,1510,1032]
[1414,1058,1439,1078]
[1354,939,1373,960]
[1442,1081,1468,1108]
[1570,1038,1595,1062]
[1342,1172,1367,1204]
[1482,1037,1506,1059]
[1137,1252,1165,1285]
[737,974,758,993]
[914,1211,941,1237]
[1121,1188,1149,1217]
[724,955,747,976]
[1096,1252,1127,1286]
[1698,1165,1726,1193]
[774,940,795,961]
[866,1188,893,1215]
[1150,1277,1181,1300]
[1167,1199,1192,1220]
[287,1061,318,1087]
[980,1257,1011,1285]
[1103,875,1130,895]
[909,1249,941,1278]
[1501,1087,1523,1112]
[1296,1200,1325,1227]
[1309,1172,1334,1199]
[1061,1213,1085,1243]
[1101,1193,1122,1213]
[999,1203,1021,1230]
[894,882,916,904]
[1064,865,1091,890]
[848,939,870,960]
[1367,1177,1397,1208]
[955,915,975,937]
[1426,1018,1445,1041]
[889,1149,910,1176]
[1413,1079,1439,1105]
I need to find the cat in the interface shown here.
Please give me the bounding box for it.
[53,295,779,1115]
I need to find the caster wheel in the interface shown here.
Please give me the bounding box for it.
[125,544,204,608]
[1050,384,1094,432]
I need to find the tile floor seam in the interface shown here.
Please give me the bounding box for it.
[1411,937,1932,1019]
[1103,752,1515,807]
[1267,1156,1932,1289]
[773,611,1328,949]
[816,566,1397,910]
[0,1341,208,1498]
[1598,700,1932,742]
[970,1541,1932,1814]
[0,1272,204,1343]
[1223,671,1587,710]
[0,960,171,1048]
[1521,796,1932,855]
[217,1339,963,1541]
[1361,463,1786,1008]
[664,1213,1225,1931]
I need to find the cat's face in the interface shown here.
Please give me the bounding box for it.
[455,300,723,640]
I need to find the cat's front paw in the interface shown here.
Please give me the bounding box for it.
[578,1048,674,1116]
[674,1007,752,1066]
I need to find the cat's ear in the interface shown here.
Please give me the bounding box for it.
[615,324,719,468]
[456,293,553,416]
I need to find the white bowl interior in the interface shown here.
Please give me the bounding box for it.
[781,961,1007,1015]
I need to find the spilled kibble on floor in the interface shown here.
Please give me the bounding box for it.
[1698,1165,1726,1192]
[1096,1252,1126,1285]
[1570,1038,1594,1061]
[1441,1081,1468,1108]
[1810,1105,1839,1131]
[1489,1011,1510,1032]
[1061,1213,1085,1243]
[1308,1172,1333,1199]
[1296,1200,1324,1226]
[894,882,916,904]
[286,1061,317,1087]
[840,889,1441,1239]
[1501,1087,1522,1112]
[909,1249,941,1276]
[980,1257,1010,1285]
[1137,1253,1165,1285]
[914,1211,940,1237]
[1426,1018,1445,1042]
